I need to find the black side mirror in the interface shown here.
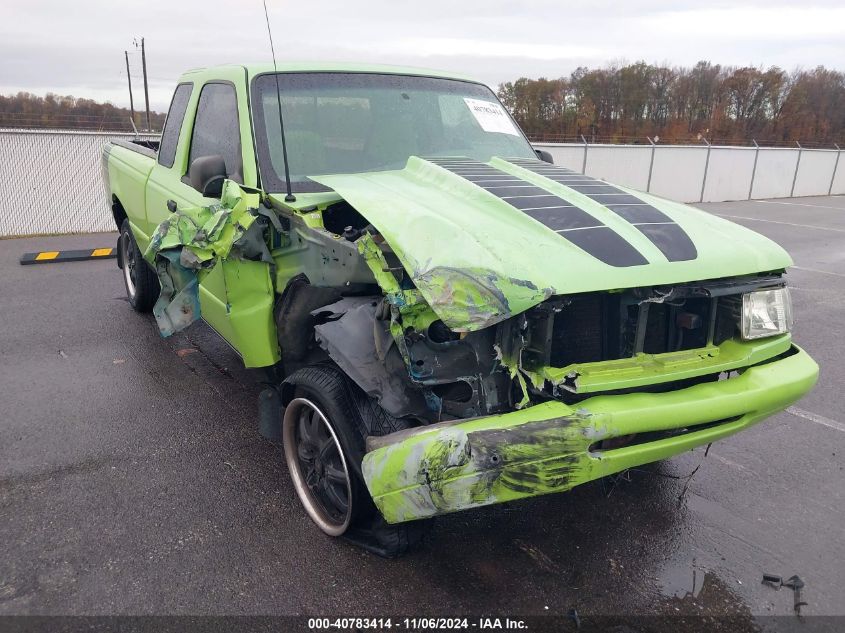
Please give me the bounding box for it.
[188,155,227,198]
[535,149,554,164]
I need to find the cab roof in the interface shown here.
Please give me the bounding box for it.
[179,62,482,86]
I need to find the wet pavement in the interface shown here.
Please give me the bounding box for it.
[0,196,843,626]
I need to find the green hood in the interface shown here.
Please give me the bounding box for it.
[310,157,791,332]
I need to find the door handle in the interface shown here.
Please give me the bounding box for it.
[166,199,178,213]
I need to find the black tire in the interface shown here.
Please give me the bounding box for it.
[119,219,160,312]
[282,364,428,556]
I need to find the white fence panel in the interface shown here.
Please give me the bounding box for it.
[649,146,707,202]
[793,149,838,198]
[584,145,651,191]
[832,154,845,195]
[702,147,757,203]
[536,144,584,171]
[750,149,799,199]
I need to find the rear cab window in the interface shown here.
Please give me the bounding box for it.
[187,82,243,183]
[157,83,193,168]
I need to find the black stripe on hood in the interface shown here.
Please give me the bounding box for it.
[507,158,698,262]
[425,158,647,268]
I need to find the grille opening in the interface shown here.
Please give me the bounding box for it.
[549,294,622,366]
[532,291,741,370]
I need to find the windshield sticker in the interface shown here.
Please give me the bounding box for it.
[463,98,520,136]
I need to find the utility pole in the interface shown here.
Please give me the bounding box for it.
[124,51,136,129]
[141,37,151,132]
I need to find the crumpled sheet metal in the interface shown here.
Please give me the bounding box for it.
[143,180,261,337]
[411,266,552,332]
[362,410,597,523]
[152,250,201,337]
[312,297,430,418]
[356,233,546,335]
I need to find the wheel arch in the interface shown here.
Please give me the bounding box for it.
[111,194,128,231]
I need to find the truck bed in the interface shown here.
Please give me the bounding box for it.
[102,139,158,242]
[110,138,159,159]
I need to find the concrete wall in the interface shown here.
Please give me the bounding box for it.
[535,141,845,203]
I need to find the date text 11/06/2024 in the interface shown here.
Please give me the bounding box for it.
[308,617,528,630]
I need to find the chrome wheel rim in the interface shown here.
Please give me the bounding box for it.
[120,231,137,299]
[283,398,353,536]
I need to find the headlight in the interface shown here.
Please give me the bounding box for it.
[741,287,793,340]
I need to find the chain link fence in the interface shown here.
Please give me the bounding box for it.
[0,128,160,237]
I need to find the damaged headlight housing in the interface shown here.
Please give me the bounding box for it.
[741,287,793,340]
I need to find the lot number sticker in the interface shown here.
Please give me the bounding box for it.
[463,98,520,136]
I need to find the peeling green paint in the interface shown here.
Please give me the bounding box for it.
[141,181,279,367]
[493,343,531,409]
[151,250,202,337]
[144,180,262,337]
[357,234,414,306]
[145,180,259,266]
[363,346,818,523]
[357,233,553,333]
[412,266,553,332]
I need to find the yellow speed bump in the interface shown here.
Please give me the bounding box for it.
[20,247,116,265]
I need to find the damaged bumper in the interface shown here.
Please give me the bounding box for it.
[362,345,818,523]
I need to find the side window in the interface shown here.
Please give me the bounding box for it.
[157,83,192,168]
[188,83,242,183]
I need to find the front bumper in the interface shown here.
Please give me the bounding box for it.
[362,345,818,524]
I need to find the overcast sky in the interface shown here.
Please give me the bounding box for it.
[2,0,844,111]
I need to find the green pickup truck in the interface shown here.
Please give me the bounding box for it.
[102,62,818,556]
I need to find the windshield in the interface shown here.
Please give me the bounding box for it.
[251,72,536,193]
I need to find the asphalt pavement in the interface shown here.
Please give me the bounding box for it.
[0,197,843,627]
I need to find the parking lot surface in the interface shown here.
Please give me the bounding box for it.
[1,196,843,624]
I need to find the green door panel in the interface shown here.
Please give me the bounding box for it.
[197,263,237,344]
[220,258,279,367]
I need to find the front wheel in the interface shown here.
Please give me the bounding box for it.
[119,219,159,312]
[283,396,356,536]
[281,365,428,556]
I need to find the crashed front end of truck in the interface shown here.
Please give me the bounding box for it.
[318,237,814,524]
[297,158,818,524]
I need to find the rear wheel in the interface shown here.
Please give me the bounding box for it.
[282,365,428,556]
[119,219,159,312]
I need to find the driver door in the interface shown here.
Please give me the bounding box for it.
[145,80,246,346]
